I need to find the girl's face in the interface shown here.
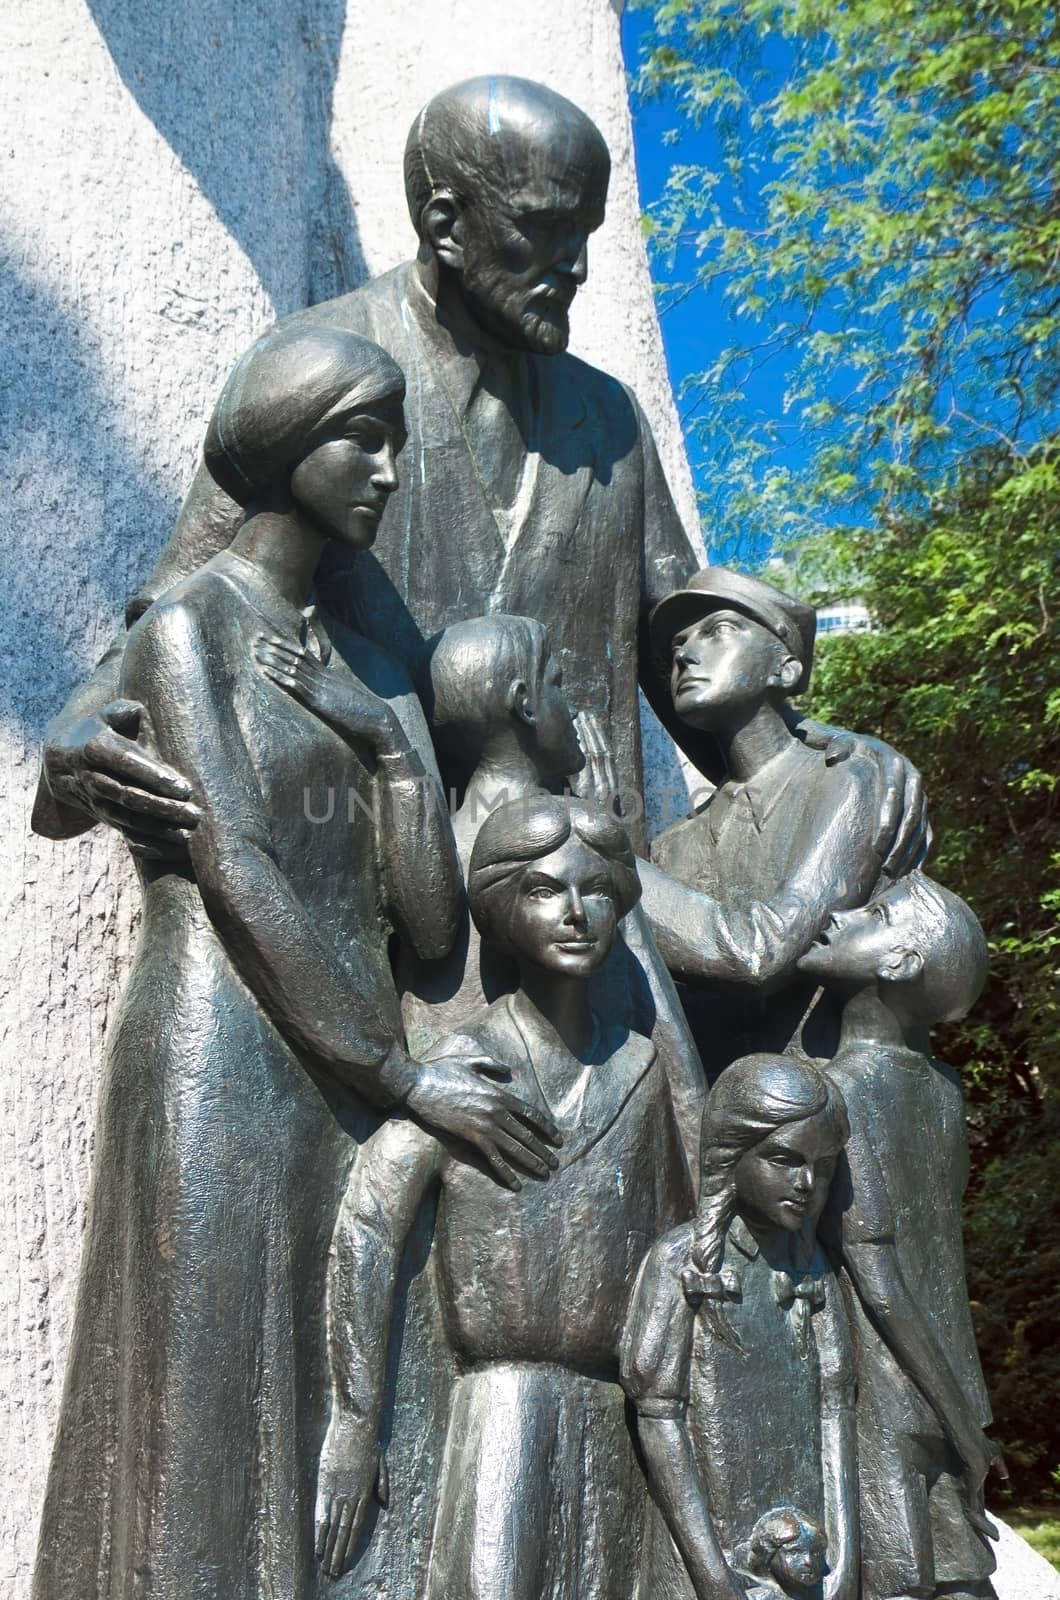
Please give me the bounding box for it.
[733,1109,841,1234]
[289,396,407,548]
[507,835,617,978]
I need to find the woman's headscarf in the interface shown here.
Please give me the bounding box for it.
[203,321,405,506]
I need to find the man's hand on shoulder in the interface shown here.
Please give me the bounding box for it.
[39,698,200,860]
[792,714,931,878]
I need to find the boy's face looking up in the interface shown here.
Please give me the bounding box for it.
[507,835,617,978]
[797,879,920,986]
[668,608,796,732]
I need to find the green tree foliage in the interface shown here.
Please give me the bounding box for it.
[634,0,1060,1501]
[634,0,1060,547]
[790,449,1060,1498]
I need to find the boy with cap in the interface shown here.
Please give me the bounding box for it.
[799,875,997,1600]
[640,567,906,1074]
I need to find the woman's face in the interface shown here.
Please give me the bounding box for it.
[733,1110,841,1234]
[507,835,617,978]
[289,395,407,548]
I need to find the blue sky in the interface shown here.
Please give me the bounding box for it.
[620,8,803,559]
[622,10,723,431]
[619,8,1058,567]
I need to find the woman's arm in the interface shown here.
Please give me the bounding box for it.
[373,681,462,964]
[317,1119,442,1577]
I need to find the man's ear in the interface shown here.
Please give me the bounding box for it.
[507,679,535,727]
[878,946,923,984]
[420,192,465,272]
[777,654,802,693]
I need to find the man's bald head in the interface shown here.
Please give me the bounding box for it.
[403,76,610,354]
[404,76,610,233]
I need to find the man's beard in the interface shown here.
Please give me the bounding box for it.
[516,302,570,355]
[462,264,573,355]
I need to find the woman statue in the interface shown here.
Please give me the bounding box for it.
[621,1052,858,1600]
[33,323,557,1600]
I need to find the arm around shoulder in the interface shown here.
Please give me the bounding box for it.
[33,454,241,847]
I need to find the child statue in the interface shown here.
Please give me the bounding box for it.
[315,795,692,1597]
[798,873,998,1599]
[404,613,706,1156]
[734,1509,829,1599]
[621,1052,858,1600]
[400,612,586,1046]
[639,567,923,1074]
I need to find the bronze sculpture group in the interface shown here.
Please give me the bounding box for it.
[31,75,997,1600]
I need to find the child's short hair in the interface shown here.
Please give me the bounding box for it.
[886,872,989,1024]
[467,795,640,956]
[424,615,552,764]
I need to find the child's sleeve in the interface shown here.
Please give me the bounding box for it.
[620,1227,697,1417]
[820,1084,896,1252]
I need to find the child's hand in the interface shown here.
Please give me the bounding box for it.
[254,635,408,757]
[315,1408,384,1579]
[571,710,620,811]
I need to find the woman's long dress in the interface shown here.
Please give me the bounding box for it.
[33,550,449,1600]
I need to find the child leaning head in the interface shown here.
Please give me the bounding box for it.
[425,615,583,784]
[797,870,989,1026]
[467,795,640,977]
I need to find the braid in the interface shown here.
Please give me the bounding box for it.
[689,1053,847,1347]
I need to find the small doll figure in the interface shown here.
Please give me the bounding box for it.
[315,795,692,1599]
[734,1508,828,1599]
[621,1052,858,1600]
[798,872,997,1600]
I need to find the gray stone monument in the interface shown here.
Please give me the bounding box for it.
[3,9,1056,1600]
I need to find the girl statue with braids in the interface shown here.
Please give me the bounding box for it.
[621,1054,859,1600]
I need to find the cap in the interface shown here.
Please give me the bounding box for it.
[649,567,816,696]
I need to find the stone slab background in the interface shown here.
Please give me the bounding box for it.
[0,1,1050,1595]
